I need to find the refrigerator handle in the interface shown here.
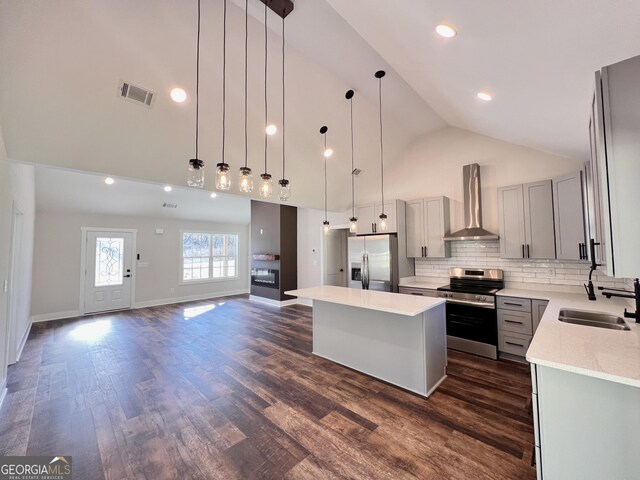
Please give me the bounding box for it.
[362,252,370,290]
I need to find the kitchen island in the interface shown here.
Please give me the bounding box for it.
[285,286,447,397]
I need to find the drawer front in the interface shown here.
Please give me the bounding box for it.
[498,309,533,335]
[399,286,437,298]
[499,331,532,356]
[497,296,532,312]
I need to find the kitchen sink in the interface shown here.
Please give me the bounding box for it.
[558,309,630,331]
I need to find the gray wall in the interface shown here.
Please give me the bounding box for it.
[31,211,249,319]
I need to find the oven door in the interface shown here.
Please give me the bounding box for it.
[445,302,498,346]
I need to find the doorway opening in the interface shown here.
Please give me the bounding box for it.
[323,228,349,287]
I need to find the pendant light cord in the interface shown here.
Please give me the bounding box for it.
[350,96,355,218]
[324,134,328,221]
[378,75,384,211]
[243,0,248,168]
[281,13,286,180]
[195,0,200,159]
[263,2,268,175]
[222,0,227,163]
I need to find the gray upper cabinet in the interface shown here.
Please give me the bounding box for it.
[553,172,587,260]
[356,200,404,235]
[498,182,555,259]
[405,197,450,258]
[588,55,640,278]
[355,204,376,235]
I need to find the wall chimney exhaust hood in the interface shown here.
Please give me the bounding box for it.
[444,163,499,241]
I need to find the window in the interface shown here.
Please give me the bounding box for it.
[182,232,238,282]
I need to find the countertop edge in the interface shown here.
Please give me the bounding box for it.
[527,355,640,388]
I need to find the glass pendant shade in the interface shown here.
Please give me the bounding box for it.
[187,158,205,188]
[259,173,273,198]
[238,167,253,193]
[278,179,291,201]
[323,220,330,235]
[350,217,358,233]
[215,163,231,190]
[379,213,388,232]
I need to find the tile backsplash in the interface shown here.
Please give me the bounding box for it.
[415,240,633,291]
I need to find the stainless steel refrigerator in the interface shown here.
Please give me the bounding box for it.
[348,234,399,292]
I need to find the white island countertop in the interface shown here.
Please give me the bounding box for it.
[498,288,640,388]
[286,286,444,317]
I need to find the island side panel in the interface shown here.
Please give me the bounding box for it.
[423,302,447,396]
[312,300,427,396]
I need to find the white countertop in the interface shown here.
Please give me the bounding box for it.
[285,286,444,317]
[498,288,640,388]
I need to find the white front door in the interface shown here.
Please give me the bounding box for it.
[84,231,133,314]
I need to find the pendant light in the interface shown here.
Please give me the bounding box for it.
[187,0,204,188]
[320,126,330,234]
[346,89,357,233]
[375,70,387,231]
[238,0,253,193]
[259,1,273,198]
[278,10,290,201]
[215,0,232,190]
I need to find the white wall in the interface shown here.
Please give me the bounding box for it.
[0,117,35,386]
[31,211,249,320]
[360,126,584,234]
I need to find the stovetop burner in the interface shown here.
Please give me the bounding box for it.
[438,284,500,296]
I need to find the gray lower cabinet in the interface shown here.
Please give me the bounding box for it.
[553,172,587,260]
[497,296,547,359]
[498,181,556,259]
[398,286,438,298]
[531,363,640,479]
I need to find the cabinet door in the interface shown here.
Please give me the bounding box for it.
[498,185,526,258]
[405,200,424,258]
[531,300,548,334]
[523,180,556,259]
[356,204,375,235]
[424,197,446,258]
[553,172,586,260]
[374,201,397,233]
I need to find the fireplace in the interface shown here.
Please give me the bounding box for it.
[251,268,279,289]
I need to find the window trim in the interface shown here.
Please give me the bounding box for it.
[179,230,240,285]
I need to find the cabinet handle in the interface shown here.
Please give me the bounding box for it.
[503,302,523,307]
[505,319,524,324]
[506,341,525,348]
[411,292,424,296]
[522,244,525,258]
[579,243,583,259]
[425,246,428,257]
[526,244,530,258]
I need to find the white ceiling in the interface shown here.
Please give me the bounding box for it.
[326,0,640,160]
[0,0,443,211]
[2,0,639,211]
[35,165,251,224]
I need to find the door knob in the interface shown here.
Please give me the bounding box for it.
[124,274,132,278]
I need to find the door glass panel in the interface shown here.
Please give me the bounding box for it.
[95,237,124,287]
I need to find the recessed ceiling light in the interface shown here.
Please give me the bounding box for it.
[164,185,173,192]
[324,148,334,158]
[477,92,493,102]
[104,177,115,185]
[210,192,217,198]
[436,24,457,38]
[266,124,277,135]
[170,87,187,103]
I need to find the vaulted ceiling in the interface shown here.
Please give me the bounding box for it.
[1,0,639,211]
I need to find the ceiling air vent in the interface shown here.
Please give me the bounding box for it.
[118,80,155,108]
[162,203,178,209]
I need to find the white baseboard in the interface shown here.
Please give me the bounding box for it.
[14,323,31,363]
[297,298,313,307]
[249,295,298,307]
[30,310,81,323]
[133,289,249,309]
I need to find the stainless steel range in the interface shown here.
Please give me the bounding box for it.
[437,268,504,359]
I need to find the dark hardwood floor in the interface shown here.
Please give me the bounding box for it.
[0,295,536,479]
